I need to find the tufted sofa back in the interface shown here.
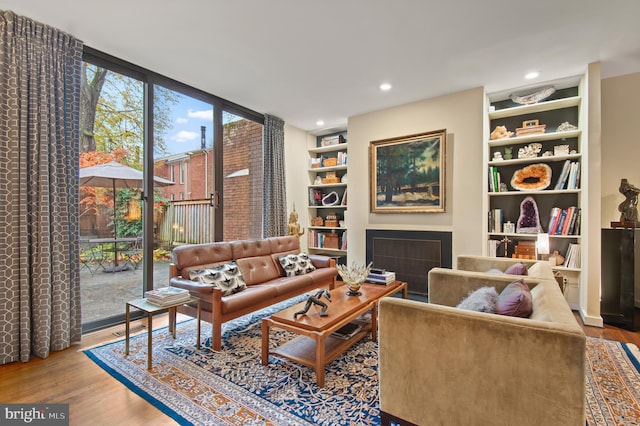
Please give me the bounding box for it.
[171,236,301,285]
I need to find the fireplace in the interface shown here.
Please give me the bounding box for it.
[366,230,452,297]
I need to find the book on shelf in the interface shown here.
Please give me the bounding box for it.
[547,206,580,235]
[488,239,499,257]
[145,286,190,306]
[564,243,581,269]
[488,209,502,233]
[331,322,362,340]
[488,166,502,192]
[554,160,572,190]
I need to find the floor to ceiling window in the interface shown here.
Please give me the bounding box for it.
[79,48,264,332]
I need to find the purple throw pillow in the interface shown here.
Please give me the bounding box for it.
[495,279,532,317]
[505,262,528,276]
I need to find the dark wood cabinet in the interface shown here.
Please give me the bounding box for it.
[601,228,640,330]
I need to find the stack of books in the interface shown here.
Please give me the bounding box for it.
[145,286,190,306]
[366,268,396,285]
[331,322,362,340]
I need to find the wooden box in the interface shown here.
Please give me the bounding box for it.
[322,158,337,167]
[324,233,340,249]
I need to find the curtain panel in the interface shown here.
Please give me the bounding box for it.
[262,114,287,237]
[0,10,83,364]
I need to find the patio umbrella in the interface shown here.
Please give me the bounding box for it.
[79,160,174,238]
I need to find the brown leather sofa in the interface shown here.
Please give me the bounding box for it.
[168,235,337,350]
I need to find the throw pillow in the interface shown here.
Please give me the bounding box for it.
[505,262,528,276]
[456,286,498,313]
[278,253,316,277]
[188,262,247,296]
[495,279,532,317]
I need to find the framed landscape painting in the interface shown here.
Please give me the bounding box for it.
[370,129,446,213]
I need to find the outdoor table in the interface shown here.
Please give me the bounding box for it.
[89,237,139,272]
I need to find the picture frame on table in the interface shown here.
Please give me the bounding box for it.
[369,129,446,213]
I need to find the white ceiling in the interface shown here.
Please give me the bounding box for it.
[3,1,640,133]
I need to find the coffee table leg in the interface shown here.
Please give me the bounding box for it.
[371,303,379,341]
[196,299,201,349]
[261,319,269,365]
[315,332,325,387]
[125,303,130,355]
[147,312,153,370]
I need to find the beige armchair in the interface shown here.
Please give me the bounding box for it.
[378,264,585,426]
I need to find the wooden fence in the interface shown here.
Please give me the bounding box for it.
[157,199,214,246]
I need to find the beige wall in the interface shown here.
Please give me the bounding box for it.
[601,72,640,225]
[283,88,485,265]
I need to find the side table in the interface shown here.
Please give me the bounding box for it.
[125,296,201,370]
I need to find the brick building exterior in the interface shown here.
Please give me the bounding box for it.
[154,118,263,242]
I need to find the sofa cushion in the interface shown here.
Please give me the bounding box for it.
[278,253,316,277]
[235,255,281,285]
[456,286,498,313]
[495,279,532,317]
[505,262,528,276]
[188,262,247,296]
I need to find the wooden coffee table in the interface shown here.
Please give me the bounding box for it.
[261,281,407,386]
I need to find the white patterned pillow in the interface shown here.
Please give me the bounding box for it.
[278,253,316,277]
[188,262,247,296]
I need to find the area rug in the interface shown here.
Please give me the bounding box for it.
[585,336,640,425]
[85,298,640,425]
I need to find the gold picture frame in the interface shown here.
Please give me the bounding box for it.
[370,129,446,213]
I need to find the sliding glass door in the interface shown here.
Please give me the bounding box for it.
[79,48,264,333]
[79,61,146,330]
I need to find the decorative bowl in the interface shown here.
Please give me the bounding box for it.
[337,262,372,296]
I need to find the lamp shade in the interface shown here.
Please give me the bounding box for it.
[536,233,550,255]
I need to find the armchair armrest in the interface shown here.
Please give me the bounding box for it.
[169,277,218,295]
[456,255,536,272]
[309,255,336,269]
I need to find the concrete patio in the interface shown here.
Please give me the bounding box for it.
[80,260,172,324]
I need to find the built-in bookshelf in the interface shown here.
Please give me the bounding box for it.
[307,131,348,263]
[484,76,587,309]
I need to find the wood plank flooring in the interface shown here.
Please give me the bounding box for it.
[1,312,638,425]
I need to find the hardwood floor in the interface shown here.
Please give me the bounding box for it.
[1,312,639,425]
[576,310,640,347]
[0,314,181,425]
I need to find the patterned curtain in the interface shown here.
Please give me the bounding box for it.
[262,114,287,237]
[0,11,83,364]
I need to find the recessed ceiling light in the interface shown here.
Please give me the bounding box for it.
[379,83,392,91]
[316,120,324,127]
[525,71,540,80]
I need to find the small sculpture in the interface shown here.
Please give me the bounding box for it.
[517,143,542,158]
[490,125,513,140]
[618,179,640,224]
[287,206,304,238]
[504,147,513,160]
[493,151,503,161]
[557,122,578,132]
[294,289,332,319]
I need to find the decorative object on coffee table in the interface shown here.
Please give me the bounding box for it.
[293,289,332,319]
[337,261,373,296]
[516,196,543,234]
